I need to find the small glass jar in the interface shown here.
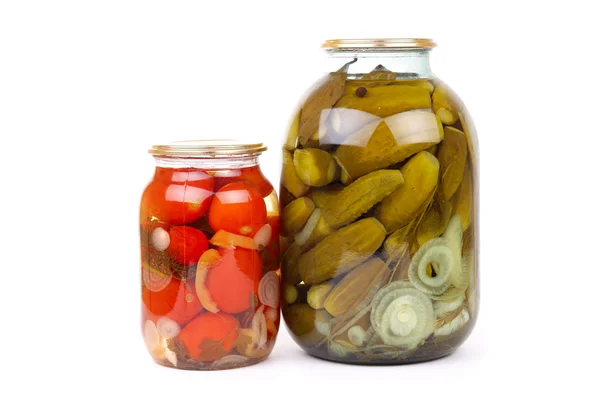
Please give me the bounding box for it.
[140,140,281,370]
[280,38,479,364]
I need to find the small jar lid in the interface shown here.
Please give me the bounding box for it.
[322,38,436,50]
[149,140,267,157]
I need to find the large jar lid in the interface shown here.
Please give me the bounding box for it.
[149,140,267,157]
[322,38,436,49]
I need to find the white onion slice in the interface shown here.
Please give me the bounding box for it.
[252,305,267,348]
[212,355,249,368]
[294,208,321,246]
[142,265,172,292]
[253,224,272,250]
[144,320,160,353]
[434,309,470,337]
[156,317,181,339]
[258,271,280,309]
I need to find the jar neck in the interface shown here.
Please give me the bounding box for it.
[153,155,260,169]
[325,49,434,79]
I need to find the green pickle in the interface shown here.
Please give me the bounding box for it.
[280,64,478,364]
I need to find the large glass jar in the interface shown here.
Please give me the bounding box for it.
[140,141,281,370]
[280,39,479,364]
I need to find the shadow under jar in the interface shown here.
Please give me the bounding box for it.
[140,140,281,370]
[280,38,479,364]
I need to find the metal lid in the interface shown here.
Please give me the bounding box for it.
[148,140,267,157]
[322,38,436,50]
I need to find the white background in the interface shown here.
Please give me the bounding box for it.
[1,0,599,400]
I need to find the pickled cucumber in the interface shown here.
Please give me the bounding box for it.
[307,282,334,310]
[284,303,315,337]
[315,170,405,229]
[280,186,295,207]
[312,184,344,209]
[375,151,440,232]
[282,149,310,198]
[340,168,353,185]
[324,257,388,317]
[297,218,387,284]
[293,148,338,187]
[283,304,332,346]
[334,85,431,118]
[282,197,315,236]
[438,127,468,200]
[282,242,302,285]
[432,83,458,125]
[334,110,444,180]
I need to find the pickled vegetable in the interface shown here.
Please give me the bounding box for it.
[282,197,315,236]
[295,212,334,250]
[280,69,478,365]
[432,83,458,125]
[334,85,431,118]
[283,304,331,346]
[370,282,435,348]
[293,148,338,187]
[307,282,334,310]
[324,257,388,317]
[315,170,404,229]
[334,110,443,180]
[282,150,310,198]
[282,241,302,285]
[376,151,440,232]
[297,218,387,285]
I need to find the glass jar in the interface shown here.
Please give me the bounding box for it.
[140,140,281,370]
[280,38,479,364]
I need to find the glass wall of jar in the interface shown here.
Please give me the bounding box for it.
[280,39,479,364]
[140,141,281,370]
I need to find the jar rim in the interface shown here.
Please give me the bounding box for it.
[322,38,436,50]
[148,139,267,157]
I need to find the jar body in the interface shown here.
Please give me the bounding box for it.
[140,157,281,370]
[280,49,479,364]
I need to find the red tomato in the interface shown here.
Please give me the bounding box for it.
[212,167,273,198]
[239,166,274,198]
[166,226,209,266]
[208,181,267,236]
[212,169,242,192]
[140,168,214,225]
[178,313,239,360]
[142,277,204,326]
[206,248,262,314]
